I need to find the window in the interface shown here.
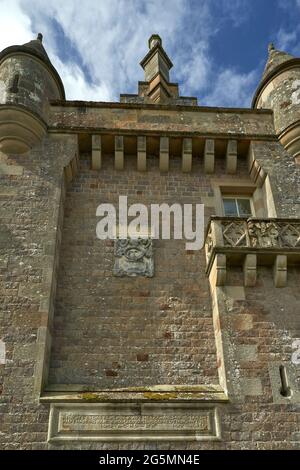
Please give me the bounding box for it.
[222,197,253,217]
[9,73,20,93]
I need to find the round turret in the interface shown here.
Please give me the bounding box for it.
[252,44,300,161]
[0,33,65,153]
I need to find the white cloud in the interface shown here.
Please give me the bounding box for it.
[0,0,260,106]
[52,56,111,101]
[217,0,250,27]
[0,0,32,49]
[204,68,258,108]
[20,0,193,100]
[276,24,300,58]
[276,0,300,56]
[277,28,298,50]
[178,42,211,97]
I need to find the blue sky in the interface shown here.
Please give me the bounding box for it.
[0,0,300,107]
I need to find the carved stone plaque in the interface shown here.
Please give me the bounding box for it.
[48,403,220,442]
[113,238,154,277]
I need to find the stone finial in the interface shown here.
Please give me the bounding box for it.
[37,33,43,42]
[141,34,172,84]
[136,33,197,105]
[268,42,275,53]
[148,34,162,50]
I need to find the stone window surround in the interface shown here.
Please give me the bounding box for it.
[211,178,270,218]
[222,195,254,217]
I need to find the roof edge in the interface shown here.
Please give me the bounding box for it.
[49,98,274,115]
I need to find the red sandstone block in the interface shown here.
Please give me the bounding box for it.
[159,303,171,310]
[163,331,172,339]
[105,369,118,377]
[137,290,150,297]
[136,353,149,362]
[111,362,121,369]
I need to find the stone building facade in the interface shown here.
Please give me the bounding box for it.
[0,33,300,449]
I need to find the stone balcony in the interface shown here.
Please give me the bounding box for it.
[205,217,300,287]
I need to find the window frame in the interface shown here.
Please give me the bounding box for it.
[211,178,271,218]
[222,195,255,217]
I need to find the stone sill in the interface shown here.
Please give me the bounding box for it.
[40,384,228,403]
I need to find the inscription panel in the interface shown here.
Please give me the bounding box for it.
[48,403,221,442]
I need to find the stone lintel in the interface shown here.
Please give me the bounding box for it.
[226,139,237,174]
[182,137,192,173]
[204,139,215,173]
[115,135,124,170]
[273,254,287,287]
[159,136,169,172]
[243,254,257,287]
[92,134,101,170]
[137,135,147,171]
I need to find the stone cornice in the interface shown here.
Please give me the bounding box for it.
[50,99,273,114]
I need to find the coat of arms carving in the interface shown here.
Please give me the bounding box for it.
[113,238,154,277]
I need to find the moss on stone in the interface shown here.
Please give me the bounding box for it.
[143,392,178,400]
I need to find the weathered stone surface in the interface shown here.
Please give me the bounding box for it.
[49,154,219,389]
[253,47,300,158]
[113,238,154,277]
[48,104,275,137]
[0,33,300,451]
[0,35,63,153]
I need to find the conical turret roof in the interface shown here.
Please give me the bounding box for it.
[261,43,295,81]
[22,33,51,63]
[0,33,65,99]
[252,43,300,108]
